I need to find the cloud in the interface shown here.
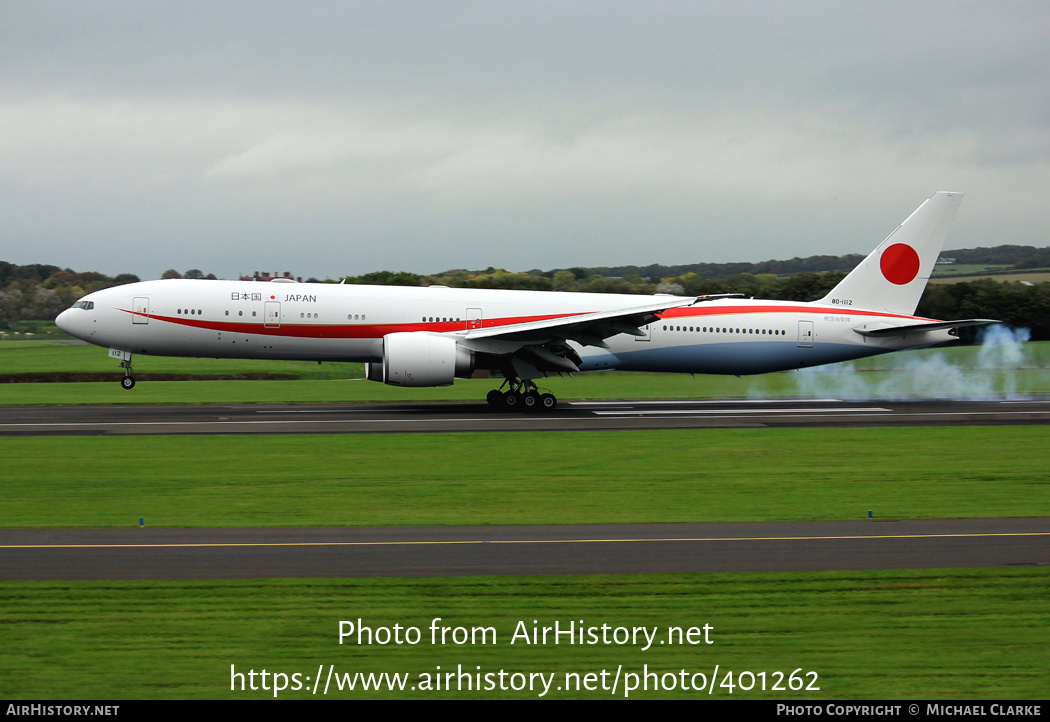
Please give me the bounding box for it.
[2,3,1049,279]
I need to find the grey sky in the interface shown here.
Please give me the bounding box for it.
[2,1,1049,280]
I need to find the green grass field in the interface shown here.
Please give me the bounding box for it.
[929,271,1050,284]
[2,339,1047,700]
[929,263,1050,283]
[2,426,1047,700]
[2,569,1046,699]
[1,427,1046,528]
[0,320,72,340]
[0,340,362,379]
[931,264,1016,276]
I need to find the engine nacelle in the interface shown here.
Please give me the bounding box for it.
[381,332,474,387]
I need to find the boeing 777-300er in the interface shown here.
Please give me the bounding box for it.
[56,191,996,410]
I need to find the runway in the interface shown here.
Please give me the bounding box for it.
[3,398,1046,581]
[1,518,1046,580]
[2,396,1050,436]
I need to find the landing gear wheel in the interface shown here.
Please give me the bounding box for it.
[502,391,521,410]
[523,391,540,411]
[118,355,135,390]
[486,389,503,407]
[539,393,557,410]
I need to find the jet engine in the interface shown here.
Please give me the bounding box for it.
[368,332,474,387]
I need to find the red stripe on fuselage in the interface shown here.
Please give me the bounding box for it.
[117,309,584,338]
[657,305,934,322]
[118,303,936,339]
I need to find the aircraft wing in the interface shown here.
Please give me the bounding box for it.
[456,296,698,349]
[853,319,1000,337]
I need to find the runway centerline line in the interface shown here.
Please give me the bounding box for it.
[5,530,1048,550]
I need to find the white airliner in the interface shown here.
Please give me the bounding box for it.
[57,191,995,410]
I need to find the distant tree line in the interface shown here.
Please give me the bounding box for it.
[919,279,1050,341]
[554,244,1050,281]
[3,254,1048,341]
[0,264,216,326]
[160,269,217,280]
[0,262,141,327]
[333,268,1050,340]
[942,245,1050,269]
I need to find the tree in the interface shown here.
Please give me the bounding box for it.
[552,270,578,292]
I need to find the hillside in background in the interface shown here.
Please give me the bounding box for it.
[3,245,1049,340]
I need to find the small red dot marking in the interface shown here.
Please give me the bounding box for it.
[880,243,920,285]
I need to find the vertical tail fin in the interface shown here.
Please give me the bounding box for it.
[817,191,963,316]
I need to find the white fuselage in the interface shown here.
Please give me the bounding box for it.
[56,279,953,376]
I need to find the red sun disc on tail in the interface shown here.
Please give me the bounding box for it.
[880,243,920,285]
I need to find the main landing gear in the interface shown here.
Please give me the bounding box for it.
[486,379,557,412]
[119,356,135,390]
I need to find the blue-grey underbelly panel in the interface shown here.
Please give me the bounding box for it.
[581,341,884,375]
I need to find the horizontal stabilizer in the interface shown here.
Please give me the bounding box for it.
[853,319,999,337]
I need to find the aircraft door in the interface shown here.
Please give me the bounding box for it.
[466,308,483,330]
[265,302,281,328]
[798,320,814,348]
[133,297,149,324]
[635,323,651,342]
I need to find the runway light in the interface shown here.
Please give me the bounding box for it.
[868,511,873,519]
[139,518,144,528]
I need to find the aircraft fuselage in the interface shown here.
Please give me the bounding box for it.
[57,279,951,376]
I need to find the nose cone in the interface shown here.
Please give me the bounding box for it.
[55,308,75,335]
[56,306,91,341]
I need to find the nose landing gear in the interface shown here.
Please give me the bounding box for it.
[119,357,135,390]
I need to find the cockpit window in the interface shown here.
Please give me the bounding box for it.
[71,301,94,310]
